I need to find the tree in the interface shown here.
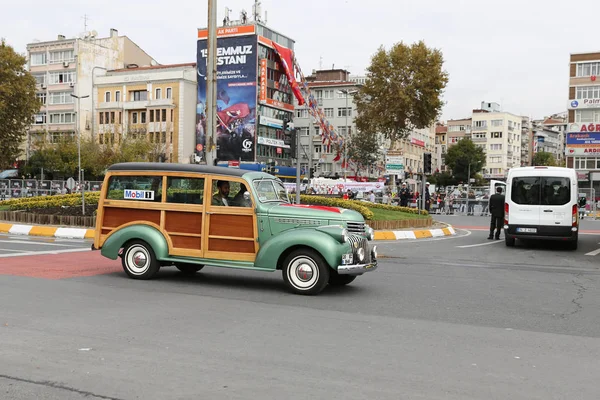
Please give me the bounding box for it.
[345,130,379,178]
[354,41,449,142]
[430,171,456,187]
[532,151,556,167]
[0,39,40,169]
[444,139,486,183]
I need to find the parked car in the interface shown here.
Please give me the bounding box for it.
[93,162,377,295]
[0,169,19,179]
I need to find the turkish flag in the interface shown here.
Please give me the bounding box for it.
[272,42,305,106]
[217,102,250,128]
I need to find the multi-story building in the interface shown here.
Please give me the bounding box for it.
[446,118,472,147]
[521,116,532,166]
[93,63,197,163]
[434,123,448,172]
[471,107,522,179]
[391,126,436,177]
[26,29,155,155]
[293,69,362,178]
[196,21,296,170]
[531,114,567,164]
[566,51,600,188]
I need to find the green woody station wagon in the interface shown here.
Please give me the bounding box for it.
[93,162,377,295]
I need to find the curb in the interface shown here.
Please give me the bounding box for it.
[0,223,94,239]
[0,221,455,242]
[373,225,456,241]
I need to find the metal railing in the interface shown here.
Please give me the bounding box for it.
[0,179,103,200]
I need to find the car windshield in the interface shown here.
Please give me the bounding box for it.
[253,179,290,203]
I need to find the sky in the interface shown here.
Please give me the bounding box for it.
[3,0,599,121]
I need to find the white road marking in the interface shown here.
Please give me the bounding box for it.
[0,248,30,253]
[457,240,504,248]
[0,239,83,247]
[375,229,471,244]
[0,248,91,258]
[585,248,600,256]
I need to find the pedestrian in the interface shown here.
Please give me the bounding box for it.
[488,186,505,240]
[399,183,410,207]
[424,182,431,212]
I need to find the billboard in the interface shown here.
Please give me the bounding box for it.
[566,132,600,147]
[196,34,257,162]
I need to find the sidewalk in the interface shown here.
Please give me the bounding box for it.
[0,221,455,241]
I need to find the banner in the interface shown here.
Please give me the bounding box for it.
[271,42,304,106]
[196,35,257,162]
[566,132,600,147]
[259,59,267,103]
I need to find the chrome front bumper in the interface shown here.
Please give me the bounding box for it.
[337,262,378,275]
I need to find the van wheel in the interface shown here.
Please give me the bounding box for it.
[567,238,578,251]
[282,249,330,295]
[175,264,204,274]
[121,240,160,280]
[328,271,356,286]
[505,236,516,247]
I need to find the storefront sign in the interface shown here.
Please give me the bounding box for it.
[568,99,600,110]
[567,123,600,133]
[410,138,425,147]
[257,136,290,148]
[567,132,600,146]
[259,115,283,129]
[566,147,600,155]
[259,59,267,103]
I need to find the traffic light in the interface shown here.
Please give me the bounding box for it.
[290,129,298,159]
[309,167,315,178]
[423,152,432,174]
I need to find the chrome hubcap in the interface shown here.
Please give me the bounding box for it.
[296,264,314,282]
[133,252,147,268]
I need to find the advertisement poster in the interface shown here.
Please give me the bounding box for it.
[196,35,257,162]
[566,132,600,147]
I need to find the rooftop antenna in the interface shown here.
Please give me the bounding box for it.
[223,7,231,26]
[253,0,262,22]
[82,14,90,32]
[319,56,323,69]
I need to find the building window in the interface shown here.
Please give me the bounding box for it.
[491,132,503,139]
[36,93,47,105]
[491,119,503,126]
[105,92,111,102]
[110,112,115,124]
[490,144,503,151]
[299,127,309,136]
[49,92,74,105]
[576,86,600,100]
[115,91,121,102]
[324,108,334,118]
[119,112,122,124]
[166,88,172,99]
[473,133,486,139]
[33,74,46,86]
[49,113,75,124]
[577,62,600,77]
[48,71,76,85]
[575,110,600,123]
[170,109,174,122]
[314,90,322,99]
[132,112,138,124]
[30,52,47,66]
[473,121,487,128]
[49,50,74,64]
[141,111,146,124]
[33,113,46,124]
[130,90,148,101]
[162,109,166,122]
[323,90,333,99]
[149,110,154,122]
[155,88,162,100]
[338,107,352,117]
[295,109,308,118]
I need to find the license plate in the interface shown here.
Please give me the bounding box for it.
[341,253,353,265]
[516,227,537,233]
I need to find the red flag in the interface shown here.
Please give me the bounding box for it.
[272,42,305,106]
[217,103,250,129]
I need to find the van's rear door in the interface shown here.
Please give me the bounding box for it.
[538,176,573,227]
[508,176,540,227]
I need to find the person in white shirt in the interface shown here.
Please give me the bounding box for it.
[369,191,375,203]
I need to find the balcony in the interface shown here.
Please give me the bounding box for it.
[98,101,123,110]
[147,98,175,108]
[472,136,487,142]
[472,125,487,132]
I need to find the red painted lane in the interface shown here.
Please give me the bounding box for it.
[0,251,121,280]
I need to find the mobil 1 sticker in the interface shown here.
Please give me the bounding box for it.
[124,190,154,201]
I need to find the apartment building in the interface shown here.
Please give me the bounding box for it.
[446,118,472,147]
[26,29,155,154]
[531,114,567,163]
[521,116,532,166]
[293,69,363,178]
[566,51,600,186]
[472,108,522,179]
[434,123,448,172]
[93,63,197,163]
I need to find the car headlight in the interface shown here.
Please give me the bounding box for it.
[341,228,349,243]
[367,227,375,241]
[356,247,365,262]
[372,245,377,260]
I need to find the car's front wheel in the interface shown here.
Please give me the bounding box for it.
[328,271,356,286]
[282,249,330,295]
[121,240,161,280]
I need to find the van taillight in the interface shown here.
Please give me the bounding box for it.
[504,203,509,225]
[573,204,578,226]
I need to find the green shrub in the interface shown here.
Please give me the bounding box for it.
[350,201,429,216]
[4,192,101,210]
[300,195,375,220]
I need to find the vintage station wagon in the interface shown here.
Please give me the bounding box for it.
[93,162,377,295]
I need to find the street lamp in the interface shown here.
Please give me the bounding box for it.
[338,89,358,182]
[71,93,89,215]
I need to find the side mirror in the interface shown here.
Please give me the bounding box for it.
[243,191,251,200]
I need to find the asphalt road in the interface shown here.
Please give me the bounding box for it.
[0,220,599,400]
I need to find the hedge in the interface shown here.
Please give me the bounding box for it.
[349,201,429,216]
[300,195,374,220]
[2,192,101,211]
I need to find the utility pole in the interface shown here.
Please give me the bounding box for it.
[70,93,89,215]
[205,0,218,166]
[466,161,471,215]
[295,128,301,204]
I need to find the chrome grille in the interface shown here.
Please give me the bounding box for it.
[348,234,371,264]
[347,221,365,234]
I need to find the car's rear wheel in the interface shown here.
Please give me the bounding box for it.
[282,248,330,295]
[175,264,204,274]
[121,240,161,279]
[567,235,578,250]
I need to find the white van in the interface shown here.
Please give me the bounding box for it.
[504,167,579,250]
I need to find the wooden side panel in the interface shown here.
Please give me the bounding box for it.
[209,215,253,238]
[165,211,202,234]
[208,238,255,253]
[103,207,160,228]
[171,236,201,250]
